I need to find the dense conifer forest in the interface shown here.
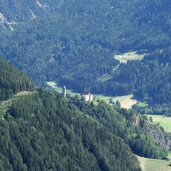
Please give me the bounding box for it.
[0,57,170,170]
[0,90,141,171]
[0,58,142,170]
[71,97,169,158]
[0,58,33,100]
[0,1,171,169]
[0,0,171,112]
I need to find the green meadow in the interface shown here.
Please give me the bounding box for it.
[147,115,171,133]
[138,156,171,171]
[46,81,79,96]
[114,51,146,63]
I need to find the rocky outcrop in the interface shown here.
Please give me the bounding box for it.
[142,120,171,150]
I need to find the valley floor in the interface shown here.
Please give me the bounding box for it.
[147,115,171,133]
[138,156,171,171]
[47,81,138,109]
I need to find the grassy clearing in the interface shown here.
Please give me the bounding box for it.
[147,115,171,133]
[15,91,35,97]
[168,152,171,159]
[136,101,148,107]
[47,81,79,96]
[46,81,62,93]
[95,94,110,103]
[114,51,146,63]
[97,74,112,82]
[138,156,171,171]
[113,94,138,109]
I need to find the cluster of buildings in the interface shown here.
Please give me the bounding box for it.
[62,86,94,102]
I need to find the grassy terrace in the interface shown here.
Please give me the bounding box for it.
[113,94,138,109]
[147,115,171,133]
[136,101,148,107]
[138,156,171,171]
[114,51,146,63]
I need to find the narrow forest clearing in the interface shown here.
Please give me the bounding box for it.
[114,51,146,63]
[138,156,171,171]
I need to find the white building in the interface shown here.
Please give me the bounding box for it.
[81,93,94,102]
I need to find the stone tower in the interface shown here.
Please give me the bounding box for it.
[62,85,67,97]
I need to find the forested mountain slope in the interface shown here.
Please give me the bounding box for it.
[0,58,142,171]
[0,0,171,109]
[71,97,170,158]
[0,58,33,100]
[0,0,63,25]
[0,90,142,171]
[0,58,170,170]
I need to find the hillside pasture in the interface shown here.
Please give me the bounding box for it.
[113,94,138,109]
[138,156,171,171]
[147,115,171,133]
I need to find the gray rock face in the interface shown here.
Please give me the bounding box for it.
[134,116,171,151]
[0,0,65,30]
[0,0,63,22]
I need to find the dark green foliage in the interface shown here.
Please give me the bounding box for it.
[0,0,171,101]
[117,49,171,114]
[133,103,171,116]
[0,58,34,101]
[0,57,168,170]
[71,98,168,158]
[0,90,141,171]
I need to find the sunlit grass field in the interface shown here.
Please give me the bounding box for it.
[47,81,79,96]
[138,156,171,171]
[114,51,146,63]
[147,115,171,133]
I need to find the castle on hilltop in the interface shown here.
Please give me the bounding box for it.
[62,86,94,102]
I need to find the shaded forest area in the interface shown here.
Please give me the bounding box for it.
[0,58,33,100]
